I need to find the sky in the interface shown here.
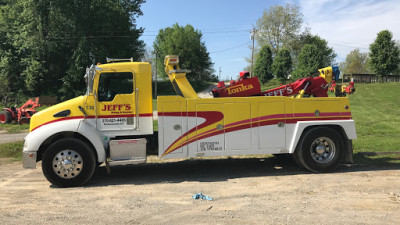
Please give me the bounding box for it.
[135,0,400,80]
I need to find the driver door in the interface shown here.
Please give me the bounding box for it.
[96,71,136,136]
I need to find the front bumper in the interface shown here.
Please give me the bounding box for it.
[23,151,37,169]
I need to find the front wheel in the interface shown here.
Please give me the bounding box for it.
[295,127,345,173]
[42,138,96,187]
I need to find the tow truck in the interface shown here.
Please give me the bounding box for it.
[23,56,357,187]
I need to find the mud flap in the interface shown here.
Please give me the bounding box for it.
[343,139,354,164]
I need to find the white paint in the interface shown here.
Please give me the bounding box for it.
[159,115,357,159]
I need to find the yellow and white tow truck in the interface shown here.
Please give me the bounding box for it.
[23,56,356,187]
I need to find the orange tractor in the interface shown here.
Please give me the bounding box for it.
[0,97,51,125]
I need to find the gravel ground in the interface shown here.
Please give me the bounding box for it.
[0,157,399,225]
[0,131,27,144]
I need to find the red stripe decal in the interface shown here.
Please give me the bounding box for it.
[32,116,84,132]
[253,114,285,122]
[224,118,252,128]
[31,113,153,132]
[160,112,353,156]
[162,111,224,156]
[341,112,352,116]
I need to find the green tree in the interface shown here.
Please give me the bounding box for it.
[255,3,303,55]
[394,41,400,75]
[0,1,26,105]
[0,0,146,102]
[369,30,400,76]
[292,44,323,79]
[272,49,292,82]
[291,30,336,66]
[253,45,273,83]
[340,48,371,74]
[153,24,215,81]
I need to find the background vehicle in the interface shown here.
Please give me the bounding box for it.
[0,98,40,125]
[0,97,57,125]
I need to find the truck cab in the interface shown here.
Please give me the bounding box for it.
[23,60,154,186]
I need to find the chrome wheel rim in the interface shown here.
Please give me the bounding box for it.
[310,137,336,163]
[52,150,83,179]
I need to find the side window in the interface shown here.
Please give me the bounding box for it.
[98,72,133,102]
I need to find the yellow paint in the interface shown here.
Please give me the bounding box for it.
[318,66,334,84]
[29,96,85,131]
[94,62,152,118]
[164,55,198,99]
[30,62,152,131]
[341,85,347,93]
[30,54,352,159]
[226,83,254,95]
[296,89,306,98]
[158,95,352,156]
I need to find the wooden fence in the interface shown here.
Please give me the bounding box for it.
[342,74,400,83]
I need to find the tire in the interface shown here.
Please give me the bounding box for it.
[291,150,305,169]
[295,127,344,173]
[18,117,30,125]
[0,110,12,124]
[27,111,35,117]
[42,138,96,187]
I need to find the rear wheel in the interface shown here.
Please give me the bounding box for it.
[42,138,96,187]
[291,151,304,169]
[295,127,344,173]
[0,110,12,124]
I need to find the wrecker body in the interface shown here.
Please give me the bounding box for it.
[23,56,357,187]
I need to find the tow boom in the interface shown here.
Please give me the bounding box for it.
[212,66,355,98]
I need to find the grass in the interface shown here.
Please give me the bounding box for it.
[0,123,30,134]
[153,120,158,131]
[0,105,48,133]
[0,141,23,161]
[348,83,400,153]
[353,152,400,166]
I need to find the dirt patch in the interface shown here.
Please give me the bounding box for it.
[0,157,399,224]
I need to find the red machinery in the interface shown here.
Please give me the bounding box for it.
[260,76,329,97]
[212,71,262,97]
[212,66,354,98]
[213,77,262,98]
[0,97,40,125]
[335,81,355,97]
[329,80,336,92]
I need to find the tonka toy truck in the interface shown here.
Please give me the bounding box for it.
[23,56,357,187]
